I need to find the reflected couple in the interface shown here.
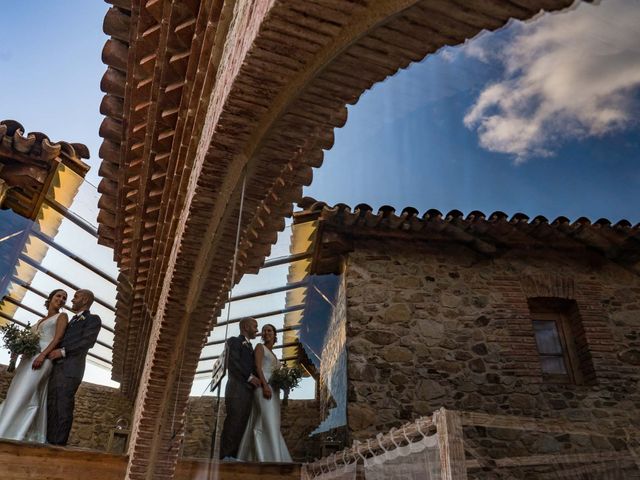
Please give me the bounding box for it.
[220,317,292,462]
[0,288,101,445]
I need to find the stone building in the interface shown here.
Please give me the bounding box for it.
[293,199,640,477]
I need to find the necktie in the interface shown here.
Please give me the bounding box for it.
[70,314,79,325]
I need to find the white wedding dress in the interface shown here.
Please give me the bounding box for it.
[237,346,292,462]
[0,313,59,442]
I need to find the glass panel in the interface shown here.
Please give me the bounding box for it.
[0,209,35,306]
[219,290,294,323]
[91,343,113,361]
[45,163,100,229]
[25,235,117,308]
[35,204,117,281]
[1,176,117,387]
[7,0,640,469]
[532,320,563,355]
[263,222,293,260]
[187,212,345,462]
[540,356,568,375]
[228,259,306,297]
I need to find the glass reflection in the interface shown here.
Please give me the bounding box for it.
[0,171,117,384]
[185,216,348,463]
[0,153,125,450]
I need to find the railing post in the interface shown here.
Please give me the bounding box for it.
[435,408,467,480]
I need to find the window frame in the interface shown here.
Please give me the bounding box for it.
[528,298,590,386]
[531,311,580,384]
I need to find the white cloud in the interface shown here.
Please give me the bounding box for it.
[463,0,640,162]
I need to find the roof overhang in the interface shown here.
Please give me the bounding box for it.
[294,198,640,275]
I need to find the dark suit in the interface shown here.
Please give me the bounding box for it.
[219,335,255,459]
[47,310,101,445]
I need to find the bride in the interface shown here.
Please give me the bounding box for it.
[0,289,68,442]
[237,323,292,462]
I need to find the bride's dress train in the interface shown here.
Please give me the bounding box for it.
[237,347,292,462]
[0,313,59,442]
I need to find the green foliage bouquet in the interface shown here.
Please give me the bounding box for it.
[0,323,41,372]
[270,364,303,405]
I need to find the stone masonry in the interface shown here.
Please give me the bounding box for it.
[345,238,640,468]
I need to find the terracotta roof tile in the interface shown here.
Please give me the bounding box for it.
[0,120,89,166]
[296,197,640,270]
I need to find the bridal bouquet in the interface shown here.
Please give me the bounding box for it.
[270,364,304,405]
[0,323,41,372]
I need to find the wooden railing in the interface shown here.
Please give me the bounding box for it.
[304,407,640,480]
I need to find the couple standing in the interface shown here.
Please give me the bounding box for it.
[0,288,101,445]
[219,317,292,462]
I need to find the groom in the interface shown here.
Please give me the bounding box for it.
[46,289,102,445]
[219,316,261,460]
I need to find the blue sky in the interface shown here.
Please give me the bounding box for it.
[0,1,108,187]
[1,1,638,224]
[307,0,640,224]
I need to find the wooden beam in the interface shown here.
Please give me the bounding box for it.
[103,7,131,44]
[466,450,635,470]
[459,411,636,438]
[102,39,129,72]
[435,408,467,480]
[0,439,300,480]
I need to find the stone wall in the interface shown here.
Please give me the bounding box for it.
[0,365,11,402]
[345,239,640,464]
[67,380,132,451]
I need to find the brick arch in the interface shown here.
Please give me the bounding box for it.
[115,2,580,478]
[235,0,578,273]
[520,274,577,300]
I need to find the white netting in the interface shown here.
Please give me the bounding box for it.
[363,431,441,480]
[301,460,358,480]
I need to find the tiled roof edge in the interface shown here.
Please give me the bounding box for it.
[295,197,640,231]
